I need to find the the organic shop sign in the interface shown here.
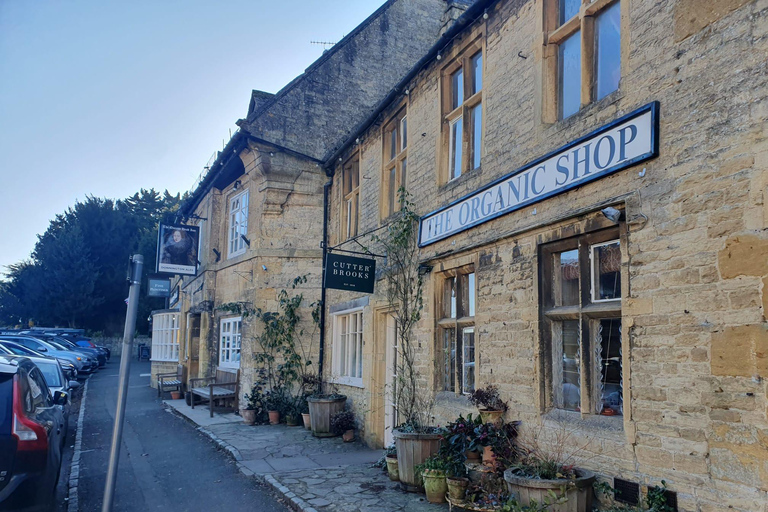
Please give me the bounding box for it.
[419,102,659,246]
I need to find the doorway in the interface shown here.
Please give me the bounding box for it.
[384,314,398,447]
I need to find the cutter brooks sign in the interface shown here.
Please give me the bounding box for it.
[325,253,376,293]
[419,102,659,246]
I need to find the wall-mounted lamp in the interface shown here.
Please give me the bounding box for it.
[212,248,221,262]
[233,179,241,190]
[483,9,488,19]
[404,88,410,95]
[436,53,442,61]
[601,207,625,224]
[240,234,251,247]
[418,264,433,276]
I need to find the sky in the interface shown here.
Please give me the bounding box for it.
[0,0,384,272]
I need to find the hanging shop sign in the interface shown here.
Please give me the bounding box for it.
[419,102,660,246]
[147,275,171,298]
[156,224,200,276]
[325,253,376,293]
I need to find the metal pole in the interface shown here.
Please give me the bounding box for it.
[102,254,143,512]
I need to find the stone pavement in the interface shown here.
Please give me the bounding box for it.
[164,399,444,512]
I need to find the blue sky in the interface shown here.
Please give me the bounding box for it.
[0,0,383,271]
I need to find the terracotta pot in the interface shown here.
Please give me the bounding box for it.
[170,391,182,400]
[385,455,399,481]
[342,429,355,442]
[422,469,447,504]
[241,408,256,425]
[504,468,595,512]
[446,476,469,501]
[482,445,496,466]
[302,413,311,429]
[286,414,299,426]
[307,396,346,437]
[268,410,280,425]
[393,430,442,492]
[479,409,504,425]
[465,449,481,461]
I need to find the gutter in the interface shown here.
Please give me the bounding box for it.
[318,179,332,381]
[322,0,497,173]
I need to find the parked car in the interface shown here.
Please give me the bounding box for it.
[0,342,78,380]
[45,336,106,368]
[0,335,95,375]
[25,336,100,373]
[0,355,67,511]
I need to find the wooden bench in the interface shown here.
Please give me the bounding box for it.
[156,365,186,398]
[189,368,240,417]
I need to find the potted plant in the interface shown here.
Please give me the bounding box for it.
[307,388,347,437]
[285,401,300,426]
[299,398,311,429]
[468,385,508,425]
[417,454,449,504]
[331,410,356,441]
[502,424,595,512]
[265,387,287,425]
[241,387,259,425]
[384,445,399,481]
[471,420,520,470]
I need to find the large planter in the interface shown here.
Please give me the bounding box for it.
[240,408,256,425]
[503,468,595,512]
[446,476,469,501]
[393,430,442,492]
[307,396,347,437]
[422,469,448,504]
[479,409,504,426]
[385,455,399,481]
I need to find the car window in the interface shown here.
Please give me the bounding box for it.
[18,369,34,414]
[26,368,51,408]
[36,361,62,388]
[0,374,12,435]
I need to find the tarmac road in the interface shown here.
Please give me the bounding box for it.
[73,359,288,512]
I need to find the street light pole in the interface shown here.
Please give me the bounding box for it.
[102,254,143,512]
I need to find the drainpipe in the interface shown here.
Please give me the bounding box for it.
[318,179,332,384]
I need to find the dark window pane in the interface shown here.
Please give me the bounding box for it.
[560,0,580,25]
[389,167,396,215]
[471,104,482,169]
[401,117,407,149]
[592,241,621,300]
[559,30,581,119]
[558,249,580,306]
[401,158,407,194]
[471,52,482,94]
[390,126,398,160]
[444,328,456,392]
[450,118,463,179]
[598,318,622,415]
[451,68,464,110]
[561,320,580,411]
[595,1,621,100]
[444,276,457,318]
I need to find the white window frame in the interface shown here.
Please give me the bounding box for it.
[332,308,364,387]
[151,312,180,362]
[197,219,204,266]
[219,316,242,369]
[228,190,249,258]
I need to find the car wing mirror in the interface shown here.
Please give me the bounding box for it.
[53,390,68,405]
[69,380,81,389]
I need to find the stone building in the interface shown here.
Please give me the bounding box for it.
[149,0,473,415]
[321,0,768,510]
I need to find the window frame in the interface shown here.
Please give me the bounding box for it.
[440,31,485,184]
[540,226,624,418]
[341,154,360,242]
[227,189,249,258]
[437,265,476,395]
[544,0,623,121]
[151,312,181,362]
[219,316,242,369]
[197,219,205,267]
[381,106,408,219]
[332,308,364,388]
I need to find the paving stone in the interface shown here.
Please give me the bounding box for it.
[308,498,331,507]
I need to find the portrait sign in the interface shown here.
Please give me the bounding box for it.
[156,224,199,276]
[147,274,171,298]
[325,253,376,294]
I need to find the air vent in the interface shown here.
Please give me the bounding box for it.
[614,478,640,505]
[662,489,678,512]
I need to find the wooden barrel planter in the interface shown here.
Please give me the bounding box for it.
[393,430,442,492]
[307,396,346,437]
[503,468,595,512]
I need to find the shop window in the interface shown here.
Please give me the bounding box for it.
[152,312,180,362]
[332,309,364,386]
[219,317,242,368]
[341,155,360,241]
[438,269,476,394]
[546,0,622,120]
[228,190,249,258]
[442,43,483,182]
[541,228,622,416]
[382,108,408,218]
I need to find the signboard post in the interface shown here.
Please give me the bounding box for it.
[324,253,376,293]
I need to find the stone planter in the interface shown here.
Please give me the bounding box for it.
[422,469,447,504]
[307,396,346,437]
[302,413,311,429]
[446,476,469,501]
[503,468,595,512]
[385,455,399,481]
[268,410,280,425]
[240,408,256,425]
[393,430,442,492]
[478,409,504,425]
